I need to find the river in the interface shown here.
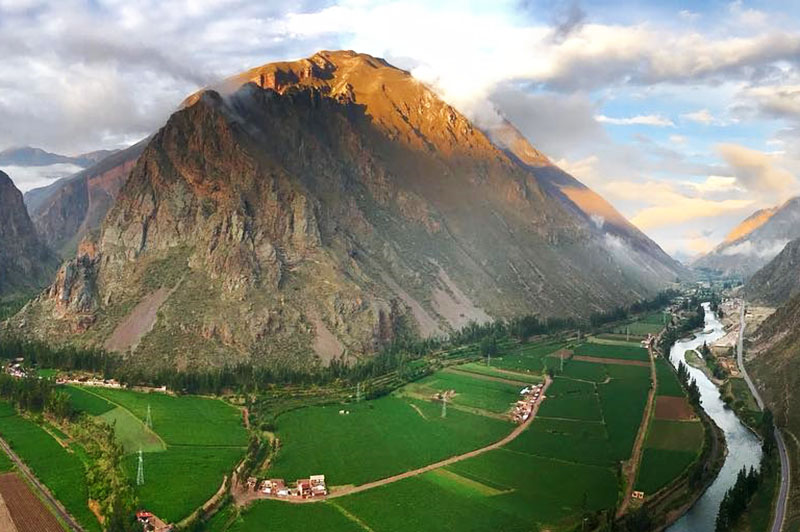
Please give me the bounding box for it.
[666,303,763,532]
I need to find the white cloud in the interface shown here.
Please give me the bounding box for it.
[681,109,715,124]
[596,114,675,127]
[717,143,798,201]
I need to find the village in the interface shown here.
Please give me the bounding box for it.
[244,474,328,500]
[512,383,544,424]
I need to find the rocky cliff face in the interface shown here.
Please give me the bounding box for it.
[0,172,58,298]
[693,198,800,278]
[13,51,682,372]
[745,237,800,306]
[26,142,146,257]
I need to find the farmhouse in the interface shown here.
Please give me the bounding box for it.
[512,383,544,423]
[258,475,327,499]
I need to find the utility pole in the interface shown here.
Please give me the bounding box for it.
[145,405,152,429]
[137,448,144,486]
[356,382,362,403]
[560,352,564,372]
[626,326,630,342]
[441,394,447,418]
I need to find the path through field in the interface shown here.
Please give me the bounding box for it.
[235,375,552,507]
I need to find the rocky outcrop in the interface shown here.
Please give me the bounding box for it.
[0,172,58,298]
[13,51,682,372]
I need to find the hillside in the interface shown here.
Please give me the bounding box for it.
[0,171,58,298]
[746,237,800,306]
[25,142,147,257]
[694,198,800,278]
[12,51,681,372]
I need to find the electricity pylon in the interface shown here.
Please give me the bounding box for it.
[145,404,153,429]
[137,448,144,486]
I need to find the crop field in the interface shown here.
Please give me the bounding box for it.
[654,396,695,420]
[99,407,165,453]
[0,402,99,531]
[64,385,115,415]
[0,472,64,532]
[635,448,698,494]
[655,358,685,396]
[453,362,539,383]
[402,370,524,413]
[490,341,567,374]
[573,343,649,362]
[598,376,651,460]
[537,377,602,421]
[645,420,704,452]
[222,500,361,532]
[610,313,667,337]
[506,417,614,466]
[0,446,12,472]
[559,359,609,382]
[268,394,510,486]
[71,387,248,523]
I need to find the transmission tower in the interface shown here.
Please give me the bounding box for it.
[356,382,362,403]
[560,352,564,372]
[626,326,630,342]
[441,394,447,418]
[145,404,153,429]
[136,448,144,486]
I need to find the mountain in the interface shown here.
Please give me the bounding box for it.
[24,142,147,257]
[693,198,800,277]
[0,146,117,168]
[746,237,800,306]
[12,50,682,372]
[0,172,58,299]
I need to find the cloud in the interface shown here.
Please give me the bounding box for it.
[596,114,674,127]
[683,175,743,195]
[716,143,798,200]
[682,109,715,124]
[551,1,586,43]
[721,239,789,257]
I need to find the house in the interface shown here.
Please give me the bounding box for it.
[261,479,286,495]
[310,474,327,496]
[246,477,258,491]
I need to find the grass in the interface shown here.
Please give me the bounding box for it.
[99,407,165,453]
[537,377,602,421]
[85,387,247,446]
[0,447,13,472]
[655,358,685,397]
[491,341,567,374]
[64,385,115,416]
[610,313,667,337]
[72,386,248,523]
[645,420,704,452]
[268,394,510,486]
[221,500,362,532]
[598,375,651,460]
[635,448,698,494]
[125,446,243,523]
[454,362,540,383]
[559,359,609,382]
[573,343,649,362]
[403,370,523,413]
[507,417,613,466]
[0,402,99,531]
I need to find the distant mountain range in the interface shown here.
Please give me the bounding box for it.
[11,50,684,372]
[693,197,800,278]
[0,146,118,168]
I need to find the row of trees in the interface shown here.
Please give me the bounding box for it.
[589,290,678,328]
[0,373,73,419]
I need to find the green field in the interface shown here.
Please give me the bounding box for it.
[454,362,540,383]
[611,312,667,336]
[507,417,613,466]
[491,341,567,374]
[559,359,609,382]
[537,377,603,421]
[64,385,115,415]
[268,394,510,486]
[0,402,99,531]
[222,500,361,532]
[599,375,651,460]
[573,343,649,361]
[403,370,524,413]
[635,448,698,494]
[71,387,248,523]
[645,420,704,451]
[0,447,12,472]
[655,358,685,397]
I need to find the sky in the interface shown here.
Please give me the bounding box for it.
[2,0,800,258]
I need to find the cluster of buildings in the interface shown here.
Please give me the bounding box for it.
[55,376,124,388]
[136,510,172,532]
[512,383,543,423]
[246,474,328,499]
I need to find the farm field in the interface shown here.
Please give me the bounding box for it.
[222,499,361,532]
[268,393,511,486]
[655,358,685,396]
[490,341,567,374]
[453,362,539,383]
[610,312,667,337]
[0,402,99,531]
[537,377,602,421]
[0,446,12,472]
[63,385,114,416]
[573,342,649,362]
[0,472,64,532]
[68,386,248,523]
[402,370,525,413]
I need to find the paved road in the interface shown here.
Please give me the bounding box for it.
[0,436,84,532]
[737,301,789,532]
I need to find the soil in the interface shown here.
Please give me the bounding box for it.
[104,286,170,352]
[0,491,18,532]
[0,473,63,532]
[654,396,696,421]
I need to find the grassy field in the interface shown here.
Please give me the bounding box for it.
[655,358,685,397]
[559,359,609,382]
[64,385,115,415]
[0,447,12,472]
[573,342,649,362]
[402,370,524,413]
[490,341,567,374]
[454,362,540,383]
[221,500,362,532]
[0,402,99,531]
[635,448,698,494]
[506,417,614,466]
[537,377,603,421]
[268,394,511,486]
[645,420,704,451]
[610,313,667,337]
[598,374,651,460]
[70,387,248,523]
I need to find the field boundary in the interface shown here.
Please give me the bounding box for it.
[571,355,650,367]
[75,386,167,450]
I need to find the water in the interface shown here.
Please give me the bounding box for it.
[667,303,763,532]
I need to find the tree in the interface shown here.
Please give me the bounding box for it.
[480,336,498,358]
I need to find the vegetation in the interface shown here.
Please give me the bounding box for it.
[223,500,361,531]
[403,371,523,413]
[589,290,678,328]
[573,342,649,361]
[654,357,685,397]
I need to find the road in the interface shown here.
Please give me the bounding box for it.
[737,301,789,532]
[0,436,84,532]
[236,376,552,506]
